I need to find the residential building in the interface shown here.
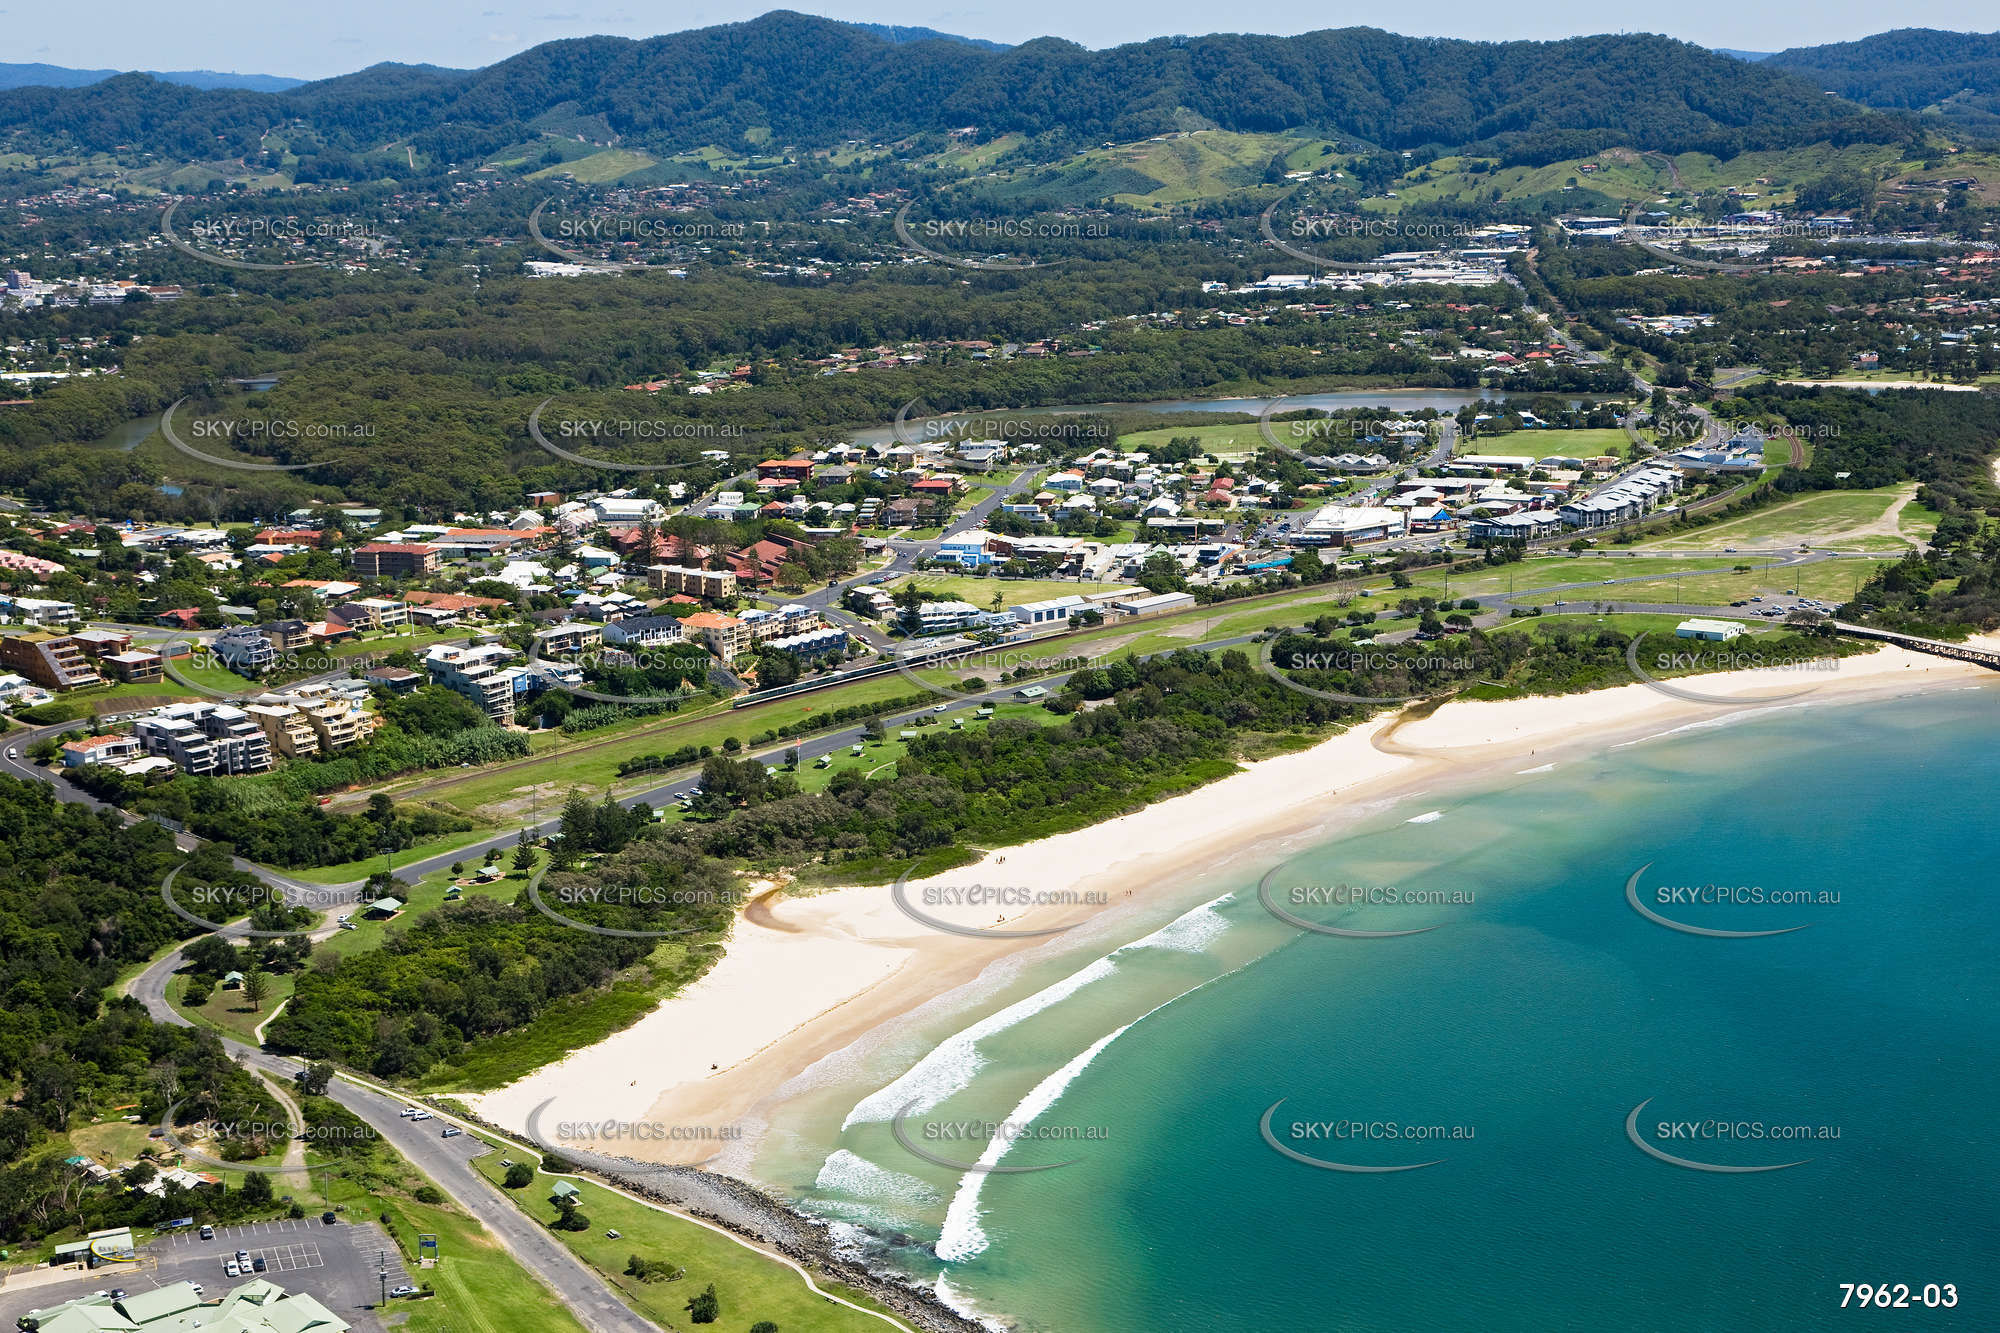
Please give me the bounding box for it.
[133,703,273,775]
[647,564,738,600]
[533,622,603,656]
[762,626,849,662]
[329,597,408,632]
[425,643,523,722]
[681,612,751,660]
[914,600,984,633]
[351,542,440,578]
[103,650,164,683]
[601,616,687,648]
[0,631,103,691]
[1466,511,1563,542]
[60,734,142,768]
[211,624,279,675]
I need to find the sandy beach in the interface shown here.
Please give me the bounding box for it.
[470,637,1998,1163]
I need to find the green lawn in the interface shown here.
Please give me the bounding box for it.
[892,572,1125,608]
[1515,558,1886,608]
[1462,427,1628,459]
[1637,485,1926,552]
[467,1146,909,1333]
[168,971,293,1044]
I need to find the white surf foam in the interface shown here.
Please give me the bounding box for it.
[935,1023,1129,1263]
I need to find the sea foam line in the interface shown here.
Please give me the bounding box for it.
[841,891,1233,1129]
[935,1023,1129,1263]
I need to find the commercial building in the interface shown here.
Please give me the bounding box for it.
[1011,595,1091,629]
[1291,506,1409,548]
[25,1278,350,1333]
[1676,618,1747,642]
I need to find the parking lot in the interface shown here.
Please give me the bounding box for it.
[0,1218,409,1333]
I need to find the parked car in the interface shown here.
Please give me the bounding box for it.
[224,1262,240,1278]
[388,1285,419,1299]
[199,1224,215,1240]
[251,1258,266,1273]
[441,1126,462,1138]
[322,1212,338,1225]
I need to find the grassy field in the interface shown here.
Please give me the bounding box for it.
[1463,427,1628,459]
[168,971,293,1044]
[465,1142,910,1333]
[1515,558,1886,608]
[890,572,1125,608]
[1115,420,1270,458]
[1637,485,1928,552]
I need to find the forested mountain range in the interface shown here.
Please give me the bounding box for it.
[0,13,1905,171]
[0,61,303,92]
[1763,29,2000,132]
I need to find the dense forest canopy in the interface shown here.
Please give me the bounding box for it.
[0,14,1904,164]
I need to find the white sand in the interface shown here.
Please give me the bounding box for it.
[471,636,1997,1162]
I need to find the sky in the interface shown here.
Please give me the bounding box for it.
[9,1,1995,81]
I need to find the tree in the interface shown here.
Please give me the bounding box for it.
[241,968,272,1011]
[751,1324,779,1333]
[504,1162,535,1189]
[296,1062,334,1097]
[240,1170,274,1206]
[687,1285,720,1324]
[512,837,536,874]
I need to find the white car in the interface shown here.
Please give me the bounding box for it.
[409,1110,432,1121]
[224,1262,240,1278]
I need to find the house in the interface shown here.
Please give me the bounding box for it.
[365,665,422,694]
[935,531,995,569]
[60,735,142,768]
[97,649,164,683]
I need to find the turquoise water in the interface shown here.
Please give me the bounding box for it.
[777,688,2000,1331]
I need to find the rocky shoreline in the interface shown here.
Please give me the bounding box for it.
[450,1106,993,1332]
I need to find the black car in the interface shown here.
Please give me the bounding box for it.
[252,1258,267,1273]
[322,1211,338,1225]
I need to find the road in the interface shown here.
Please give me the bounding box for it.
[126,946,661,1333]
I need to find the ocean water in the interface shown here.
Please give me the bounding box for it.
[767,688,2000,1332]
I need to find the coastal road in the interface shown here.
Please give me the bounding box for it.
[126,947,662,1333]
